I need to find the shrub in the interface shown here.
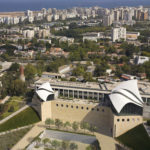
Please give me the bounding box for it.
[8,106,15,112]
[147,120,150,126]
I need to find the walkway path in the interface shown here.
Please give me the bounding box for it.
[0,96,10,104]
[95,133,116,150]
[11,122,45,150]
[0,105,29,125]
[11,121,117,150]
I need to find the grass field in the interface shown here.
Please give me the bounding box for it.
[0,107,40,132]
[0,96,26,120]
[0,127,31,150]
[117,124,150,150]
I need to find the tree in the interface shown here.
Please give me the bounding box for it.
[51,140,60,149]
[94,65,107,77]
[9,63,20,72]
[69,143,78,150]
[36,137,41,145]
[55,119,63,129]
[45,118,54,128]
[10,79,26,96]
[45,118,50,127]
[70,77,76,82]
[147,120,150,126]
[8,106,14,112]
[86,145,96,150]
[83,72,93,82]
[80,122,90,133]
[72,65,85,76]
[42,138,50,145]
[72,121,79,132]
[64,121,71,130]
[24,63,37,81]
[62,141,69,150]
[89,125,97,135]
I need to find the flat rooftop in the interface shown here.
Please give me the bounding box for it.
[35,78,150,96]
[55,98,99,106]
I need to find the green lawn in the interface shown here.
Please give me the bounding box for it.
[117,124,150,150]
[0,107,40,132]
[0,96,26,120]
[0,127,31,150]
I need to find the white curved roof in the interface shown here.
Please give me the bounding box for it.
[36,82,54,101]
[109,80,144,113]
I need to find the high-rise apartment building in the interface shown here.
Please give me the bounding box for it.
[112,27,126,42]
[103,13,114,26]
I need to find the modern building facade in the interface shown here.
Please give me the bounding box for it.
[32,80,144,137]
[112,27,126,42]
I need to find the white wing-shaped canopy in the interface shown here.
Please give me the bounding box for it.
[109,80,144,113]
[36,82,54,101]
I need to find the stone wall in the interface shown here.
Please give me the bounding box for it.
[143,105,150,119]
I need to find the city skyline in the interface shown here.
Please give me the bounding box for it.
[0,0,150,12]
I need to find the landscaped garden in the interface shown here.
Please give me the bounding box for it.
[0,106,40,132]
[0,127,31,150]
[0,96,26,120]
[117,124,150,150]
[45,118,97,136]
[27,130,101,150]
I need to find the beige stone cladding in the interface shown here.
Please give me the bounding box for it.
[113,115,143,137]
[42,99,114,135]
[32,95,52,121]
[32,98,143,137]
[41,101,52,121]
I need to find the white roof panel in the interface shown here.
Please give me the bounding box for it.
[109,80,143,113]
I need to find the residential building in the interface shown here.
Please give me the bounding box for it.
[23,30,35,39]
[112,27,126,42]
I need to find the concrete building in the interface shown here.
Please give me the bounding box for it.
[103,14,114,26]
[83,36,98,42]
[134,56,150,65]
[32,80,144,137]
[59,37,74,44]
[112,27,126,42]
[46,15,53,22]
[42,72,64,79]
[23,30,35,39]
[58,65,71,74]
[38,29,50,38]
[126,32,140,40]
[26,10,33,17]
[35,78,150,105]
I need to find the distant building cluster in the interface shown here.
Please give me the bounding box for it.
[0,7,102,25]
[103,6,150,26]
